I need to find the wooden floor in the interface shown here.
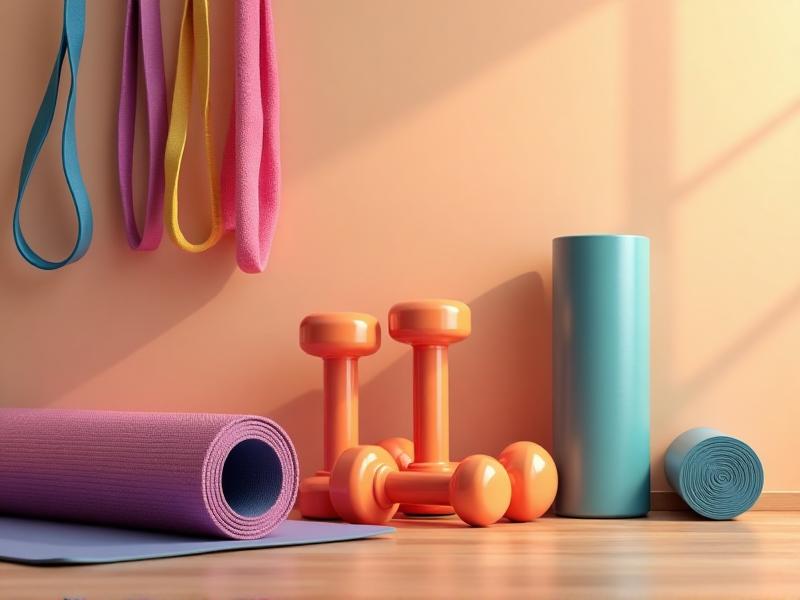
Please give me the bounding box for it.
[1,511,798,599]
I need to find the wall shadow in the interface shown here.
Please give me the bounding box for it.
[673,98,800,199]
[0,242,238,407]
[0,1,238,406]
[0,0,602,411]
[271,272,551,478]
[678,283,800,400]
[623,3,799,495]
[277,0,607,182]
[624,1,676,428]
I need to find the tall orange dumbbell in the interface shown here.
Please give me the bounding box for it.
[389,299,559,521]
[388,299,470,515]
[299,313,414,519]
[298,313,379,519]
[330,445,511,527]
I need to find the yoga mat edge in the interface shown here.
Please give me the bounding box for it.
[0,517,393,565]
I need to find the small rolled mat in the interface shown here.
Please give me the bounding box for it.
[0,409,298,539]
[664,427,764,520]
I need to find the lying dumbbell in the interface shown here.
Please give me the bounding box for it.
[377,434,558,521]
[298,312,413,519]
[330,445,512,527]
[388,439,558,521]
[389,299,559,521]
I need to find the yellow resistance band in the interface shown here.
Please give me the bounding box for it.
[164,0,223,252]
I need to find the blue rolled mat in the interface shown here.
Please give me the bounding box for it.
[664,428,763,520]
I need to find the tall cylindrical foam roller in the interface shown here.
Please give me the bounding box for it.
[552,234,650,517]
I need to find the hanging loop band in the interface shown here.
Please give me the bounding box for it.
[163,0,223,253]
[221,0,281,274]
[118,0,168,251]
[12,0,93,270]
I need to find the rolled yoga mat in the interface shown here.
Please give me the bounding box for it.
[553,234,651,517]
[0,409,299,539]
[664,428,764,520]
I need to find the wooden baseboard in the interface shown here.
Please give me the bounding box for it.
[651,491,800,511]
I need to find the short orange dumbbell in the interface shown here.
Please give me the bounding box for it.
[299,313,414,519]
[330,445,511,527]
[391,439,559,521]
[388,299,470,515]
[389,299,559,521]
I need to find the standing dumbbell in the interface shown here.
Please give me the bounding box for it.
[388,299,470,515]
[298,313,379,519]
[330,445,511,527]
[389,299,559,521]
[299,312,414,519]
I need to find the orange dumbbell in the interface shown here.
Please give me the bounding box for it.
[330,445,511,527]
[299,313,413,519]
[390,439,559,521]
[387,299,470,515]
[389,299,559,521]
[498,441,558,521]
[376,436,414,469]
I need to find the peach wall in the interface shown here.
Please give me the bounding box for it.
[1,1,798,493]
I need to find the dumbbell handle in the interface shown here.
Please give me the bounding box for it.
[413,345,450,465]
[378,470,452,507]
[323,357,359,472]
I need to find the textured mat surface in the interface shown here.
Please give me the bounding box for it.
[0,409,298,539]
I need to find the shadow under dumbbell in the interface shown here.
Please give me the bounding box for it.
[390,516,470,529]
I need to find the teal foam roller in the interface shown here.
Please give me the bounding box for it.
[665,428,764,520]
[553,234,650,517]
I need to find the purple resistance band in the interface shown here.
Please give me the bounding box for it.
[117,0,168,250]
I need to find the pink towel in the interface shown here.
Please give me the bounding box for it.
[221,0,281,274]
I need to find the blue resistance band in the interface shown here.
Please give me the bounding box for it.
[12,0,93,270]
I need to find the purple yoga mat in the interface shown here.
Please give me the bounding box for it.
[0,409,298,540]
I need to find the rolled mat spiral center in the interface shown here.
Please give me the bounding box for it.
[664,427,763,520]
[0,409,299,539]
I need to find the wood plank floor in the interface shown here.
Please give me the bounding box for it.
[1,511,798,599]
